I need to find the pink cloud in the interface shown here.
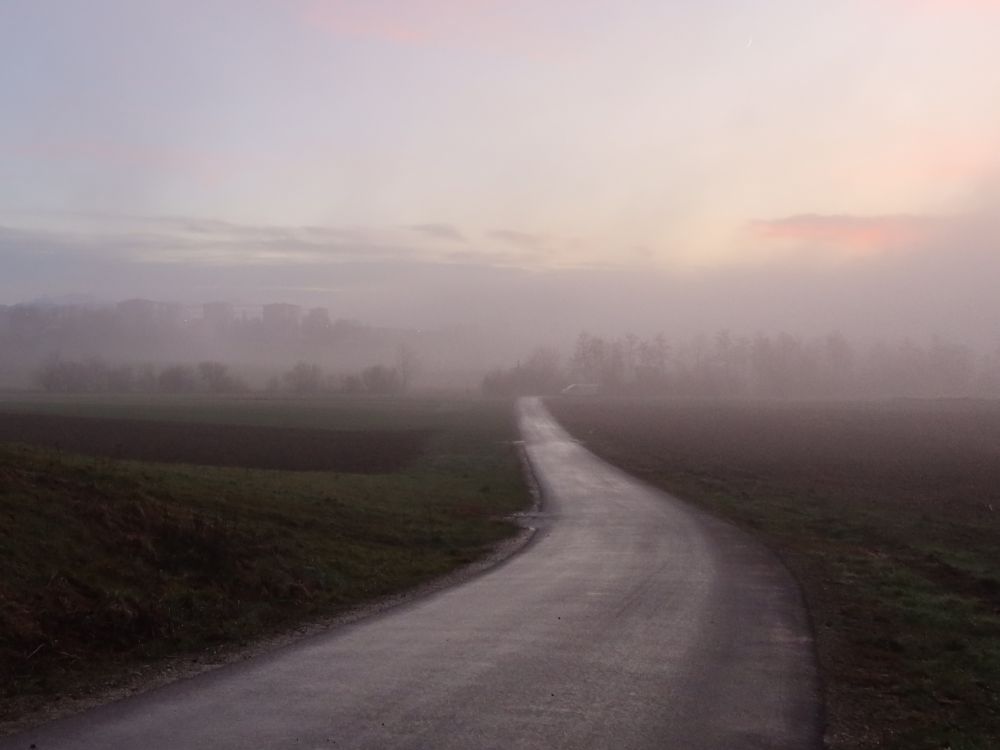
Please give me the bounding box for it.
[748,214,937,256]
[293,0,578,60]
[299,0,501,45]
[886,0,1000,11]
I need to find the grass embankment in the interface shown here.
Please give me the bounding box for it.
[0,396,528,725]
[547,397,1000,750]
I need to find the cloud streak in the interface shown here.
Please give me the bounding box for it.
[299,0,501,44]
[748,214,939,256]
[0,213,560,271]
[407,223,466,242]
[487,229,547,250]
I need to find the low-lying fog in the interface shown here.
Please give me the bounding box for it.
[3,194,1000,397]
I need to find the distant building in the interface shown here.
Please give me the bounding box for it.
[116,298,182,333]
[156,302,183,327]
[117,298,157,324]
[303,307,331,335]
[263,303,301,325]
[262,303,301,337]
[202,301,235,331]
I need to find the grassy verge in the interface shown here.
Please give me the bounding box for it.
[547,397,1000,750]
[0,396,528,725]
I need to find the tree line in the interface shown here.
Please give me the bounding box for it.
[0,300,426,389]
[35,358,415,396]
[266,361,412,395]
[483,331,1000,398]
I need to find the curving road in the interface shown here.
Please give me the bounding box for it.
[3,397,821,749]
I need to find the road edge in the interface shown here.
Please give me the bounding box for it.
[541,396,826,749]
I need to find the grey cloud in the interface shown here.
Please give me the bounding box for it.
[487,229,547,249]
[0,220,416,267]
[408,224,466,242]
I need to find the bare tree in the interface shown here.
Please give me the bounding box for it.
[283,362,324,394]
[361,364,402,394]
[395,343,420,392]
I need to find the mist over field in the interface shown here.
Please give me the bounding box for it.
[3,0,1000,392]
[4,191,1000,395]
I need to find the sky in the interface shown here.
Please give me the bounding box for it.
[2,0,1000,344]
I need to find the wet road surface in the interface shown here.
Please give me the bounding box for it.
[3,397,821,749]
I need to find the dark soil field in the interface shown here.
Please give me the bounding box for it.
[0,412,429,472]
[547,397,1000,750]
[0,395,529,731]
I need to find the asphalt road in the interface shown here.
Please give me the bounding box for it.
[3,397,821,749]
